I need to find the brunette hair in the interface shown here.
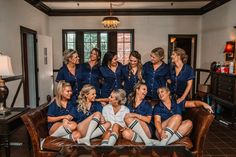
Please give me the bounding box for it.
[102,51,117,67]
[128,51,142,81]
[90,48,101,64]
[128,81,147,108]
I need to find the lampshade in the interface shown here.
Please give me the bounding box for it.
[0,54,14,76]
[102,2,120,29]
[224,41,235,54]
[102,16,120,29]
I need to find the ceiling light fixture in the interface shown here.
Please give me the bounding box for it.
[102,2,120,29]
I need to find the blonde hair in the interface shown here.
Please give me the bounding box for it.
[173,48,188,64]
[151,47,165,61]
[55,80,71,107]
[157,87,170,95]
[111,89,127,106]
[77,84,96,113]
[63,49,78,64]
[128,80,147,107]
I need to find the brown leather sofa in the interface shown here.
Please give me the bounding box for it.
[21,102,214,157]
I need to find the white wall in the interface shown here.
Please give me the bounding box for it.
[49,16,202,69]
[201,0,236,69]
[0,0,49,107]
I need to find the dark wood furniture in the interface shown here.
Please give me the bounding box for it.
[210,72,236,128]
[21,103,214,157]
[0,108,29,157]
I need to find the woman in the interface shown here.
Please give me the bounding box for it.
[56,49,80,102]
[74,84,111,146]
[101,89,130,146]
[122,51,142,96]
[170,48,195,103]
[122,81,157,146]
[77,48,102,97]
[47,81,79,140]
[143,47,170,100]
[100,51,123,98]
[153,87,213,146]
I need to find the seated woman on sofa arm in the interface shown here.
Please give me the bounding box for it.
[47,80,78,140]
[153,87,213,146]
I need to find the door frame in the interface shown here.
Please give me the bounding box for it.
[20,26,39,107]
[168,34,198,98]
[168,34,197,70]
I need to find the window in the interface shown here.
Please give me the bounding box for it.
[63,30,134,64]
[64,32,76,50]
[117,32,132,64]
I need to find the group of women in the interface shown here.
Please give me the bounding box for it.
[47,47,213,147]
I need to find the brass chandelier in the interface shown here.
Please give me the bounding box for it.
[102,2,120,29]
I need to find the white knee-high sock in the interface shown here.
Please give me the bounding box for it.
[77,117,100,145]
[108,132,119,146]
[51,125,71,137]
[128,120,152,145]
[91,125,106,139]
[62,134,74,140]
[159,127,174,146]
[131,132,143,143]
[167,131,183,145]
[101,140,109,146]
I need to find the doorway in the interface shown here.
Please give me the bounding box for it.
[168,34,197,97]
[168,34,197,69]
[20,26,39,108]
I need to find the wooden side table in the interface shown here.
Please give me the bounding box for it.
[0,108,29,157]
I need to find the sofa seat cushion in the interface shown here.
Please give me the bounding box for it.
[42,136,193,152]
[42,136,76,151]
[171,136,193,149]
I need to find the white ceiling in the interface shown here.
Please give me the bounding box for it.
[44,1,210,10]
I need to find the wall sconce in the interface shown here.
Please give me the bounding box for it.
[224,41,235,54]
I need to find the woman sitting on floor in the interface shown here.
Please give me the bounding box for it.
[101,89,130,146]
[153,87,213,146]
[75,84,111,146]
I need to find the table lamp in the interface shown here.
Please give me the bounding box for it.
[0,53,14,116]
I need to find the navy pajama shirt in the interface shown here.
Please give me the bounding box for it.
[77,63,102,98]
[56,64,80,103]
[127,100,155,136]
[121,64,139,96]
[169,64,195,99]
[100,63,123,98]
[142,62,170,99]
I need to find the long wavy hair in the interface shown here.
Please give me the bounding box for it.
[128,81,147,108]
[55,80,71,107]
[77,84,96,113]
[128,51,142,81]
[90,48,101,65]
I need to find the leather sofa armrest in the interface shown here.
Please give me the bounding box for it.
[183,107,215,156]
